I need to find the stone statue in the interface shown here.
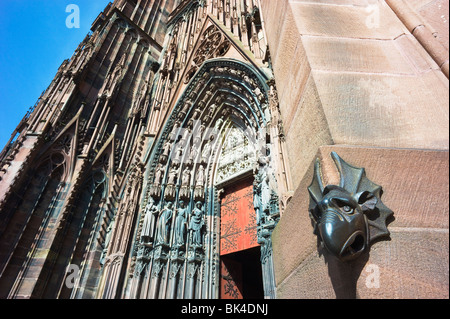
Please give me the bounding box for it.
[179,166,191,199]
[169,121,181,142]
[189,201,205,247]
[206,103,217,121]
[194,164,205,200]
[160,140,172,164]
[172,139,184,166]
[140,197,159,245]
[165,166,178,199]
[155,201,174,246]
[188,143,199,165]
[174,201,188,247]
[253,173,262,226]
[150,163,165,197]
[154,163,164,186]
[260,167,271,214]
[195,164,205,187]
[201,134,215,164]
[257,154,272,214]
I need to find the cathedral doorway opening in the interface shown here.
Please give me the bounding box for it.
[220,247,264,300]
[219,176,264,299]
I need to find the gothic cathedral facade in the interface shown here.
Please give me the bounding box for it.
[1,0,449,299]
[0,0,289,299]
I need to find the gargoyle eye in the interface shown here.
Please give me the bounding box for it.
[333,199,355,214]
[343,205,352,213]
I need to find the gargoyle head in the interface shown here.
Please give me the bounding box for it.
[308,152,393,262]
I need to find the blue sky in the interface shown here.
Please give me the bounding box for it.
[0,0,111,149]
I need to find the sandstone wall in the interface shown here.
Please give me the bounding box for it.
[409,0,449,52]
[272,145,449,298]
[261,0,449,298]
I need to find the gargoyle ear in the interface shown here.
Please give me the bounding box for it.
[356,191,378,212]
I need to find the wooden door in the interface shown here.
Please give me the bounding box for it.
[219,177,259,299]
[220,177,258,255]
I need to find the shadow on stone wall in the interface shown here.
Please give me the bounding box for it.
[323,249,369,299]
[321,227,395,299]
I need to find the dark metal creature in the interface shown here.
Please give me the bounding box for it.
[308,152,393,262]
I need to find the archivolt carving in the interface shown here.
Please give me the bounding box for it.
[130,59,280,299]
[215,123,256,185]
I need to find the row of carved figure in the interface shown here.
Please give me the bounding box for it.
[140,198,206,249]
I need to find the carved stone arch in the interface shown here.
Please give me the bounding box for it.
[145,60,268,197]
[45,159,110,299]
[38,106,84,182]
[168,0,205,28]
[45,133,76,178]
[127,58,281,299]
[0,105,81,221]
[138,38,150,51]
[115,17,128,31]
[1,109,82,223]
[156,58,268,189]
[0,116,82,297]
[125,28,138,41]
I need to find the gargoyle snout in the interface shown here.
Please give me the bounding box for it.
[319,209,367,261]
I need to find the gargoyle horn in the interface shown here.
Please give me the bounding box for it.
[308,158,325,210]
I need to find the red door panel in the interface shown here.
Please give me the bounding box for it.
[220,177,258,256]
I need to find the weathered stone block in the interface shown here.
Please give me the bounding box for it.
[283,76,333,190]
[289,2,408,39]
[301,36,417,74]
[313,70,449,150]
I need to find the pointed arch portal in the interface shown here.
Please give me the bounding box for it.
[128,58,282,299]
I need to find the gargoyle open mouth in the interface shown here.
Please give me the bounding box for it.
[340,231,366,260]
